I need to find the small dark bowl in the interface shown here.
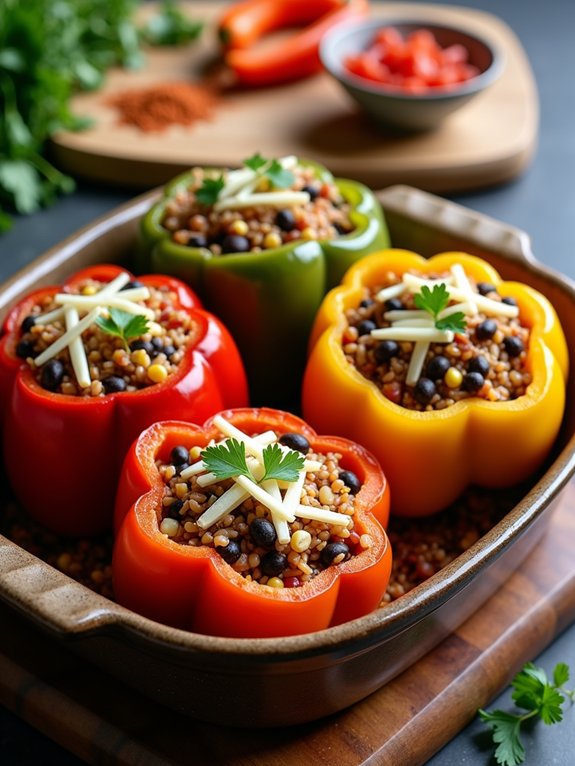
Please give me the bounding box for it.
[320,18,504,132]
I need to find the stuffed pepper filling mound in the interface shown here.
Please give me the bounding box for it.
[157,415,370,587]
[16,271,196,396]
[343,264,532,411]
[160,153,354,254]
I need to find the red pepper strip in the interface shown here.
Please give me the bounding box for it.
[113,408,391,638]
[0,265,249,537]
[220,0,369,86]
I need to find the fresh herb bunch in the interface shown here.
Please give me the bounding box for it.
[0,0,203,232]
[479,661,575,766]
[95,308,149,351]
[414,283,467,333]
[202,439,305,484]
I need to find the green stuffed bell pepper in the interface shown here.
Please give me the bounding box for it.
[139,154,389,406]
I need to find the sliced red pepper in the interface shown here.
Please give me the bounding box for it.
[112,408,392,638]
[219,0,369,86]
[0,265,249,537]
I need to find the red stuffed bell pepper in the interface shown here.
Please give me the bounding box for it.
[0,264,248,537]
[113,408,392,638]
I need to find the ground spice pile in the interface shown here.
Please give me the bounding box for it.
[106,81,218,132]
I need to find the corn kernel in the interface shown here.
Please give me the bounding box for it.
[263,232,282,249]
[160,518,179,537]
[81,285,98,296]
[267,577,284,589]
[230,219,249,236]
[444,366,463,389]
[301,227,317,240]
[290,529,312,553]
[148,363,168,383]
[131,348,151,367]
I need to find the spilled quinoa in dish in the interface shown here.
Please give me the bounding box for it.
[14,272,197,397]
[155,416,371,588]
[160,154,354,254]
[343,264,532,411]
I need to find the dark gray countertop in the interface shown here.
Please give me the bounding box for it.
[1,0,575,763]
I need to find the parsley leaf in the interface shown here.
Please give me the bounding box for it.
[196,175,225,205]
[478,662,575,766]
[201,439,305,484]
[95,308,149,350]
[243,153,295,189]
[261,442,304,483]
[244,152,268,172]
[201,438,252,481]
[414,283,467,333]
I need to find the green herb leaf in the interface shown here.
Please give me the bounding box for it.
[95,308,149,349]
[414,283,467,333]
[196,175,225,205]
[479,662,575,766]
[242,153,295,189]
[201,438,252,481]
[141,0,203,46]
[261,443,305,483]
[244,152,267,172]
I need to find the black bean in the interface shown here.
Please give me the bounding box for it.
[476,282,496,296]
[468,355,490,377]
[21,315,36,333]
[301,184,319,201]
[250,518,277,547]
[339,470,361,495]
[40,359,65,391]
[187,234,208,248]
[503,335,524,357]
[501,296,518,306]
[426,355,450,380]
[374,340,399,364]
[261,551,287,577]
[129,339,154,355]
[170,445,189,466]
[356,319,376,336]
[384,297,405,312]
[275,209,296,231]
[320,541,350,568]
[359,298,374,309]
[413,377,436,405]
[166,499,184,519]
[16,339,36,359]
[278,432,310,454]
[151,337,164,352]
[162,345,176,359]
[475,319,497,341]
[102,375,127,394]
[463,371,485,392]
[121,280,144,290]
[221,234,250,254]
[216,540,242,565]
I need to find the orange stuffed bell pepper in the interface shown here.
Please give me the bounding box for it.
[113,408,391,638]
[0,265,248,537]
[302,250,568,517]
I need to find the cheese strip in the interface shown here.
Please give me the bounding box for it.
[214,190,310,212]
[54,286,150,305]
[234,475,294,522]
[280,468,307,523]
[390,318,436,328]
[295,505,352,526]
[451,263,478,316]
[64,306,91,388]
[34,307,102,367]
[261,479,290,545]
[30,306,66,327]
[375,282,406,303]
[370,327,454,343]
[97,271,132,295]
[406,341,430,386]
[438,301,476,319]
[211,414,265,461]
[55,293,154,319]
[197,484,249,529]
[383,309,428,322]
[180,431,276,482]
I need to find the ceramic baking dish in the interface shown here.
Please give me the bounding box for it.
[1,185,574,728]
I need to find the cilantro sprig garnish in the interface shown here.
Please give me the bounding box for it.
[244,152,296,189]
[201,438,304,484]
[479,661,575,766]
[414,283,467,333]
[95,308,150,351]
[195,174,225,206]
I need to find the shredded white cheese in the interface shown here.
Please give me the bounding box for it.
[64,306,91,389]
[406,340,431,386]
[370,327,454,343]
[54,292,154,319]
[34,307,102,367]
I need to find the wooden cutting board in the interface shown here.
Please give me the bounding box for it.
[50,2,539,193]
[1,478,574,766]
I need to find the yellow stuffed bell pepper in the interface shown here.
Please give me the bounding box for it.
[302,250,568,517]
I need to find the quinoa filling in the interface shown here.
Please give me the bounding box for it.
[15,272,197,397]
[161,155,354,254]
[157,416,370,588]
[343,265,532,411]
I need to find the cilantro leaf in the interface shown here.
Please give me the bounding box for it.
[196,175,225,205]
[478,710,525,766]
[261,443,305,483]
[243,152,268,171]
[414,283,467,333]
[201,438,252,481]
[95,308,149,349]
[554,662,570,688]
[265,159,295,189]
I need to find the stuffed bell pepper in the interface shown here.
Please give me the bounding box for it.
[0,265,248,536]
[303,250,568,516]
[139,153,389,406]
[113,408,392,638]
